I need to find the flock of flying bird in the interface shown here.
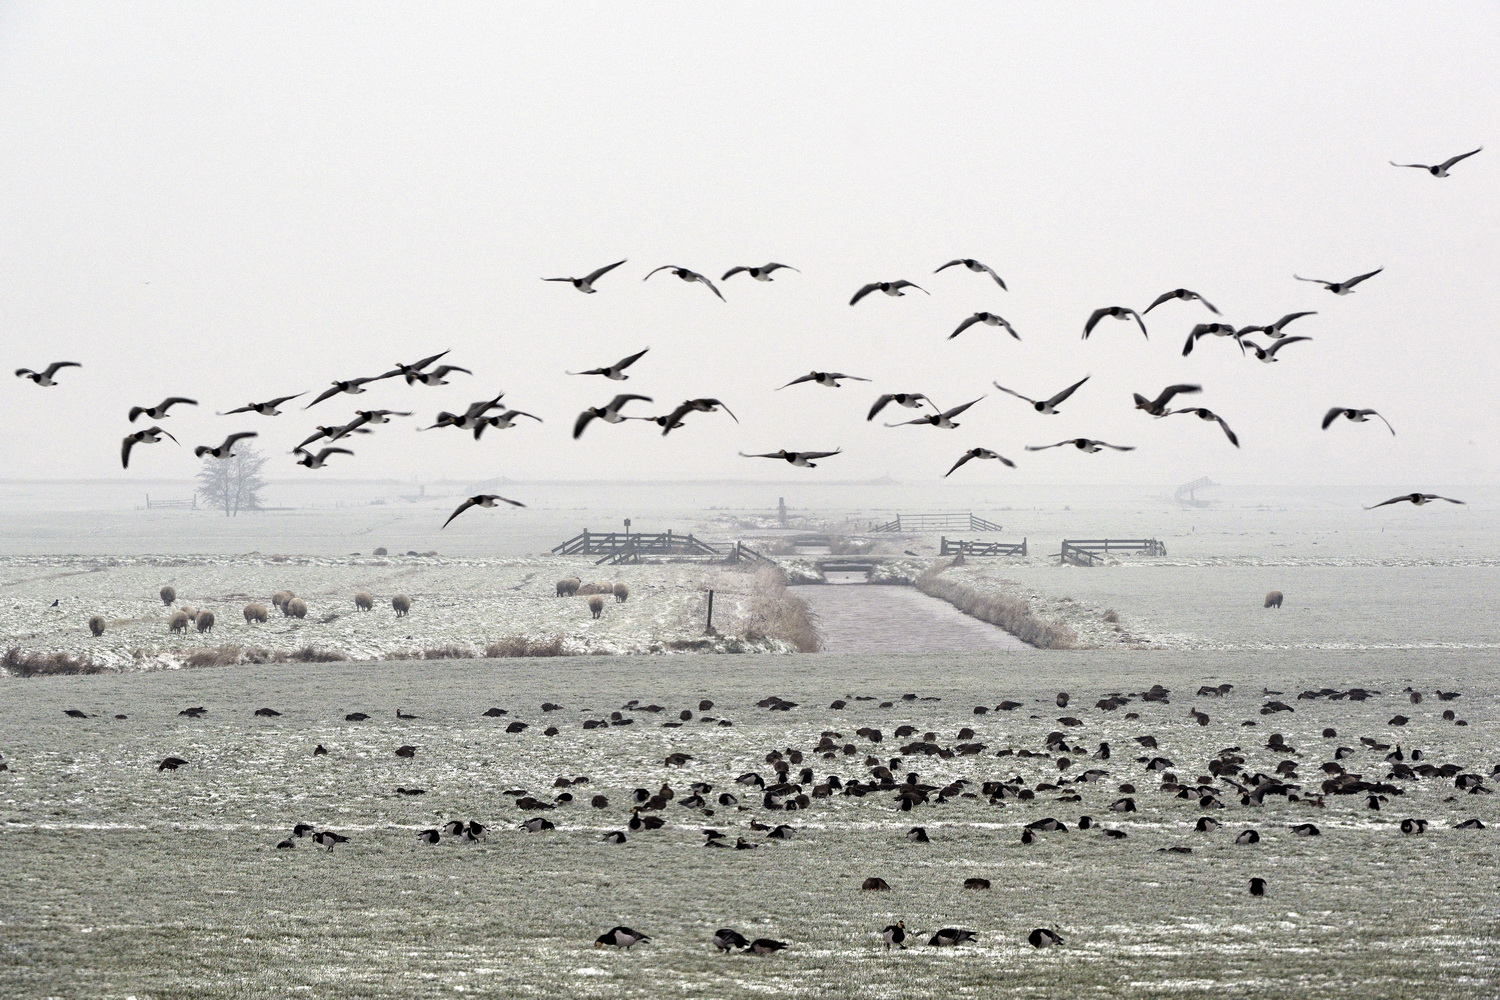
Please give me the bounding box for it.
[14,148,1480,519]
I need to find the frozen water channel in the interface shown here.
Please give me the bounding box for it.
[795,581,1031,652]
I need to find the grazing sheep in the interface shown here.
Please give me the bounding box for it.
[373,547,388,556]
[159,586,176,606]
[196,610,215,633]
[613,582,630,603]
[168,611,190,633]
[354,592,374,612]
[286,598,308,619]
[272,591,294,613]
[578,581,614,596]
[392,594,412,617]
[243,603,268,624]
[588,595,604,619]
[88,615,106,637]
[180,606,198,622]
[556,577,581,597]
[1264,590,1284,609]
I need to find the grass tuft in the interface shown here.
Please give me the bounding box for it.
[483,636,568,658]
[915,568,1077,649]
[741,566,823,652]
[2,647,114,677]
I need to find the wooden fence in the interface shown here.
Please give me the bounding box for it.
[145,494,197,509]
[870,513,1003,533]
[940,536,1027,557]
[1058,538,1167,566]
[552,530,719,557]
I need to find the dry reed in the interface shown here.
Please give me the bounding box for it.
[915,567,1077,649]
[741,566,822,652]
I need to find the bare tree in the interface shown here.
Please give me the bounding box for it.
[196,446,268,517]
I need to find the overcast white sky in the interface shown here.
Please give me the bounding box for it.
[1,2,1495,486]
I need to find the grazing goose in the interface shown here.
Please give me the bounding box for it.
[746,938,788,956]
[1028,927,1064,948]
[1181,323,1244,356]
[292,823,315,838]
[1249,877,1267,896]
[653,398,738,436]
[518,817,555,833]
[1365,493,1466,509]
[949,311,1020,340]
[1143,288,1220,315]
[304,374,396,409]
[276,838,296,849]
[219,393,305,416]
[885,397,982,429]
[394,745,417,758]
[601,831,627,844]
[644,265,725,301]
[739,448,842,468]
[128,397,196,422]
[442,494,526,528]
[993,376,1089,414]
[935,258,1006,288]
[157,756,188,771]
[944,448,1016,477]
[1234,829,1260,845]
[850,280,928,305]
[594,926,650,949]
[1082,306,1147,339]
[1389,147,1481,177]
[1244,336,1311,362]
[574,394,653,439]
[779,371,870,390]
[1166,407,1240,447]
[722,262,798,281]
[868,393,934,420]
[14,361,81,386]
[1026,439,1134,454]
[543,259,627,293]
[927,928,976,947]
[1293,268,1382,294]
[1322,408,1395,435]
[906,826,930,843]
[881,922,908,949]
[121,426,179,469]
[194,432,258,460]
[1132,384,1201,416]
[293,447,354,469]
[63,709,90,719]
[713,928,750,952]
[568,348,649,380]
[253,708,281,717]
[861,877,892,891]
[416,829,440,845]
[313,831,349,852]
[1237,311,1315,339]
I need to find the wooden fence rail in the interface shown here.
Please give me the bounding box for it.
[940,536,1028,557]
[552,530,719,557]
[1058,538,1167,566]
[871,513,1003,533]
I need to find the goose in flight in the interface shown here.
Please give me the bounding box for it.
[1132,384,1201,416]
[382,350,451,383]
[442,493,526,528]
[568,348,649,381]
[779,371,870,390]
[574,394,652,439]
[1244,336,1311,363]
[194,432,258,459]
[1390,147,1481,177]
[293,446,354,469]
[949,312,1020,340]
[473,409,542,439]
[644,265,725,301]
[1083,306,1148,340]
[121,426,179,469]
[295,424,371,452]
[1026,439,1134,454]
[129,397,197,422]
[542,259,626,293]
[352,409,411,425]
[722,262,798,282]
[887,397,983,429]
[653,398,737,436]
[1365,493,1465,509]
[945,448,1016,476]
[423,394,506,431]
[867,393,933,420]
[993,376,1089,414]
[1167,406,1240,447]
[1293,268,1382,294]
[14,362,81,386]
[739,448,842,468]
[219,393,304,416]
[1237,312,1315,339]
[1322,407,1395,435]
[404,364,471,387]
[935,258,1006,289]
[304,374,396,409]
[850,280,928,305]
[1182,323,1244,356]
[1144,288,1220,315]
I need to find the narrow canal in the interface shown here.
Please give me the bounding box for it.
[794,579,1031,653]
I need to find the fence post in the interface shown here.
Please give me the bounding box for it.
[704,589,715,634]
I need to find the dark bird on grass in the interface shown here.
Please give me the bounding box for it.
[1322,407,1395,435]
[882,922,907,949]
[194,432,258,459]
[219,393,304,416]
[714,928,750,952]
[293,447,354,469]
[994,375,1089,414]
[129,397,197,422]
[394,745,417,758]
[1028,927,1064,948]
[313,831,349,851]
[1244,336,1312,363]
[1235,829,1260,845]
[14,362,81,386]
[292,824,315,838]
[312,745,328,756]
[1390,147,1481,177]
[1083,306,1147,339]
[1133,384,1201,416]
[722,262,799,282]
[442,494,526,528]
[739,448,841,468]
[568,348,649,381]
[416,829,440,845]
[1144,288,1220,315]
[441,821,466,836]
[654,398,738,435]
[1294,268,1383,294]
[850,280,928,305]
[928,928,976,947]
[746,939,788,955]
[886,397,983,429]
[253,708,281,717]
[1365,493,1466,509]
[644,265,725,301]
[868,393,934,420]
[276,838,296,849]
[543,259,627,293]
[1249,877,1267,896]
[1027,439,1134,454]
[121,426,179,469]
[949,311,1020,340]
[575,394,653,439]
[906,826,930,843]
[945,448,1016,477]
[64,709,90,718]
[157,756,188,771]
[519,817,555,833]
[1237,312,1315,339]
[473,409,542,439]
[779,371,870,390]
[935,258,1006,288]
[1167,407,1240,447]
[602,831,627,844]
[594,926,650,950]
[345,712,370,721]
[1182,323,1244,356]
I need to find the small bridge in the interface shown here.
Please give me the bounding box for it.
[870,513,1003,533]
[1058,538,1167,566]
[145,494,198,510]
[1174,477,1218,506]
[940,537,1028,557]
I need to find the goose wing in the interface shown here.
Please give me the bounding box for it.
[949,313,983,339]
[941,396,984,419]
[943,451,977,476]
[1082,307,1110,338]
[573,410,598,439]
[304,385,346,409]
[441,497,479,528]
[992,382,1037,406]
[1438,147,1482,170]
[1153,384,1201,409]
[1342,268,1383,289]
[1265,335,1312,356]
[1025,441,1068,451]
[867,394,897,420]
[121,435,138,469]
[1321,407,1349,430]
[42,361,82,377]
[1365,495,1409,509]
[798,449,843,460]
[778,373,816,390]
[721,266,749,280]
[1368,410,1396,435]
[849,282,880,305]
[890,280,929,295]
[694,273,727,301]
[1045,376,1090,408]
[1211,414,1239,448]
[614,348,649,371]
[582,259,627,283]
[1097,441,1136,451]
[643,265,677,281]
[606,393,652,413]
[1292,275,1331,286]
[1388,161,1430,169]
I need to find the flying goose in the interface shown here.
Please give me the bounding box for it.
[304,374,396,409]
[473,409,542,439]
[293,447,355,469]
[574,394,653,439]
[654,398,738,436]
[1293,268,1382,294]
[1322,407,1395,435]
[352,409,411,425]
[404,364,471,387]
[949,311,1020,340]
[423,394,506,431]
[867,393,934,420]
[1390,147,1481,176]
[850,280,928,305]
[1026,439,1134,453]
[1244,336,1311,362]
[722,262,798,281]
[381,350,450,382]
[544,259,627,293]
[1181,323,1244,356]
[1365,493,1466,509]
[594,926,650,950]
[442,494,526,528]
[219,393,304,416]
[568,348,649,380]
[295,424,371,452]
[121,426,179,468]
[993,376,1090,414]
[1143,288,1220,315]
[1132,384,1201,416]
[886,397,982,429]
[1167,407,1240,447]
[944,448,1015,476]
[644,265,725,301]
[14,362,81,386]
[194,432,258,459]
[1237,311,1315,339]
[129,397,197,422]
[779,371,870,389]
[1083,306,1147,339]
[739,448,841,468]
[935,258,1006,288]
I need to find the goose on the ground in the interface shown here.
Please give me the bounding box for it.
[121,426,179,469]
[292,823,315,837]
[1249,877,1267,896]
[194,432,258,460]
[1237,311,1315,339]
[313,831,349,851]
[881,922,907,949]
[1083,306,1147,339]
[129,397,197,422]
[778,371,870,390]
[14,362,81,386]
[885,397,982,429]
[850,280,928,305]
[1143,288,1220,315]
[519,817,555,833]
[993,375,1089,414]
[442,494,526,528]
[1244,336,1311,362]
[1026,439,1134,454]
[713,928,750,952]
[653,398,738,436]
[722,262,799,282]
[949,311,1020,340]
[219,393,305,416]
[594,926,650,949]
[276,838,296,849]
[416,829,440,845]
[945,448,1015,477]
[935,258,1006,288]
[1182,323,1244,356]
[1234,829,1260,845]
[739,448,841,468]
[304,374,396,409]
[568,348,649,381]
[293,447,354,469]
[602,830,627,844]
[928,928,976,947]
[543,259,627,293]
[868,393,934,420]
[574,394,653,439]
[1365,493,1466,509]
[644,265,725,301]
[1132,384,1201,416]
[1293,268,1382,294]
[157,756,188,771]
[253,707,281,717]
[906,826,929,843]
[746,938,788,955]
[1028,927,1064,948]
[1389,147,1481,177]
[1322,408,1395,435]
[1167,407,1240,447]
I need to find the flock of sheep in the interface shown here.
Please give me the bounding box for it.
[556,577,631,619]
